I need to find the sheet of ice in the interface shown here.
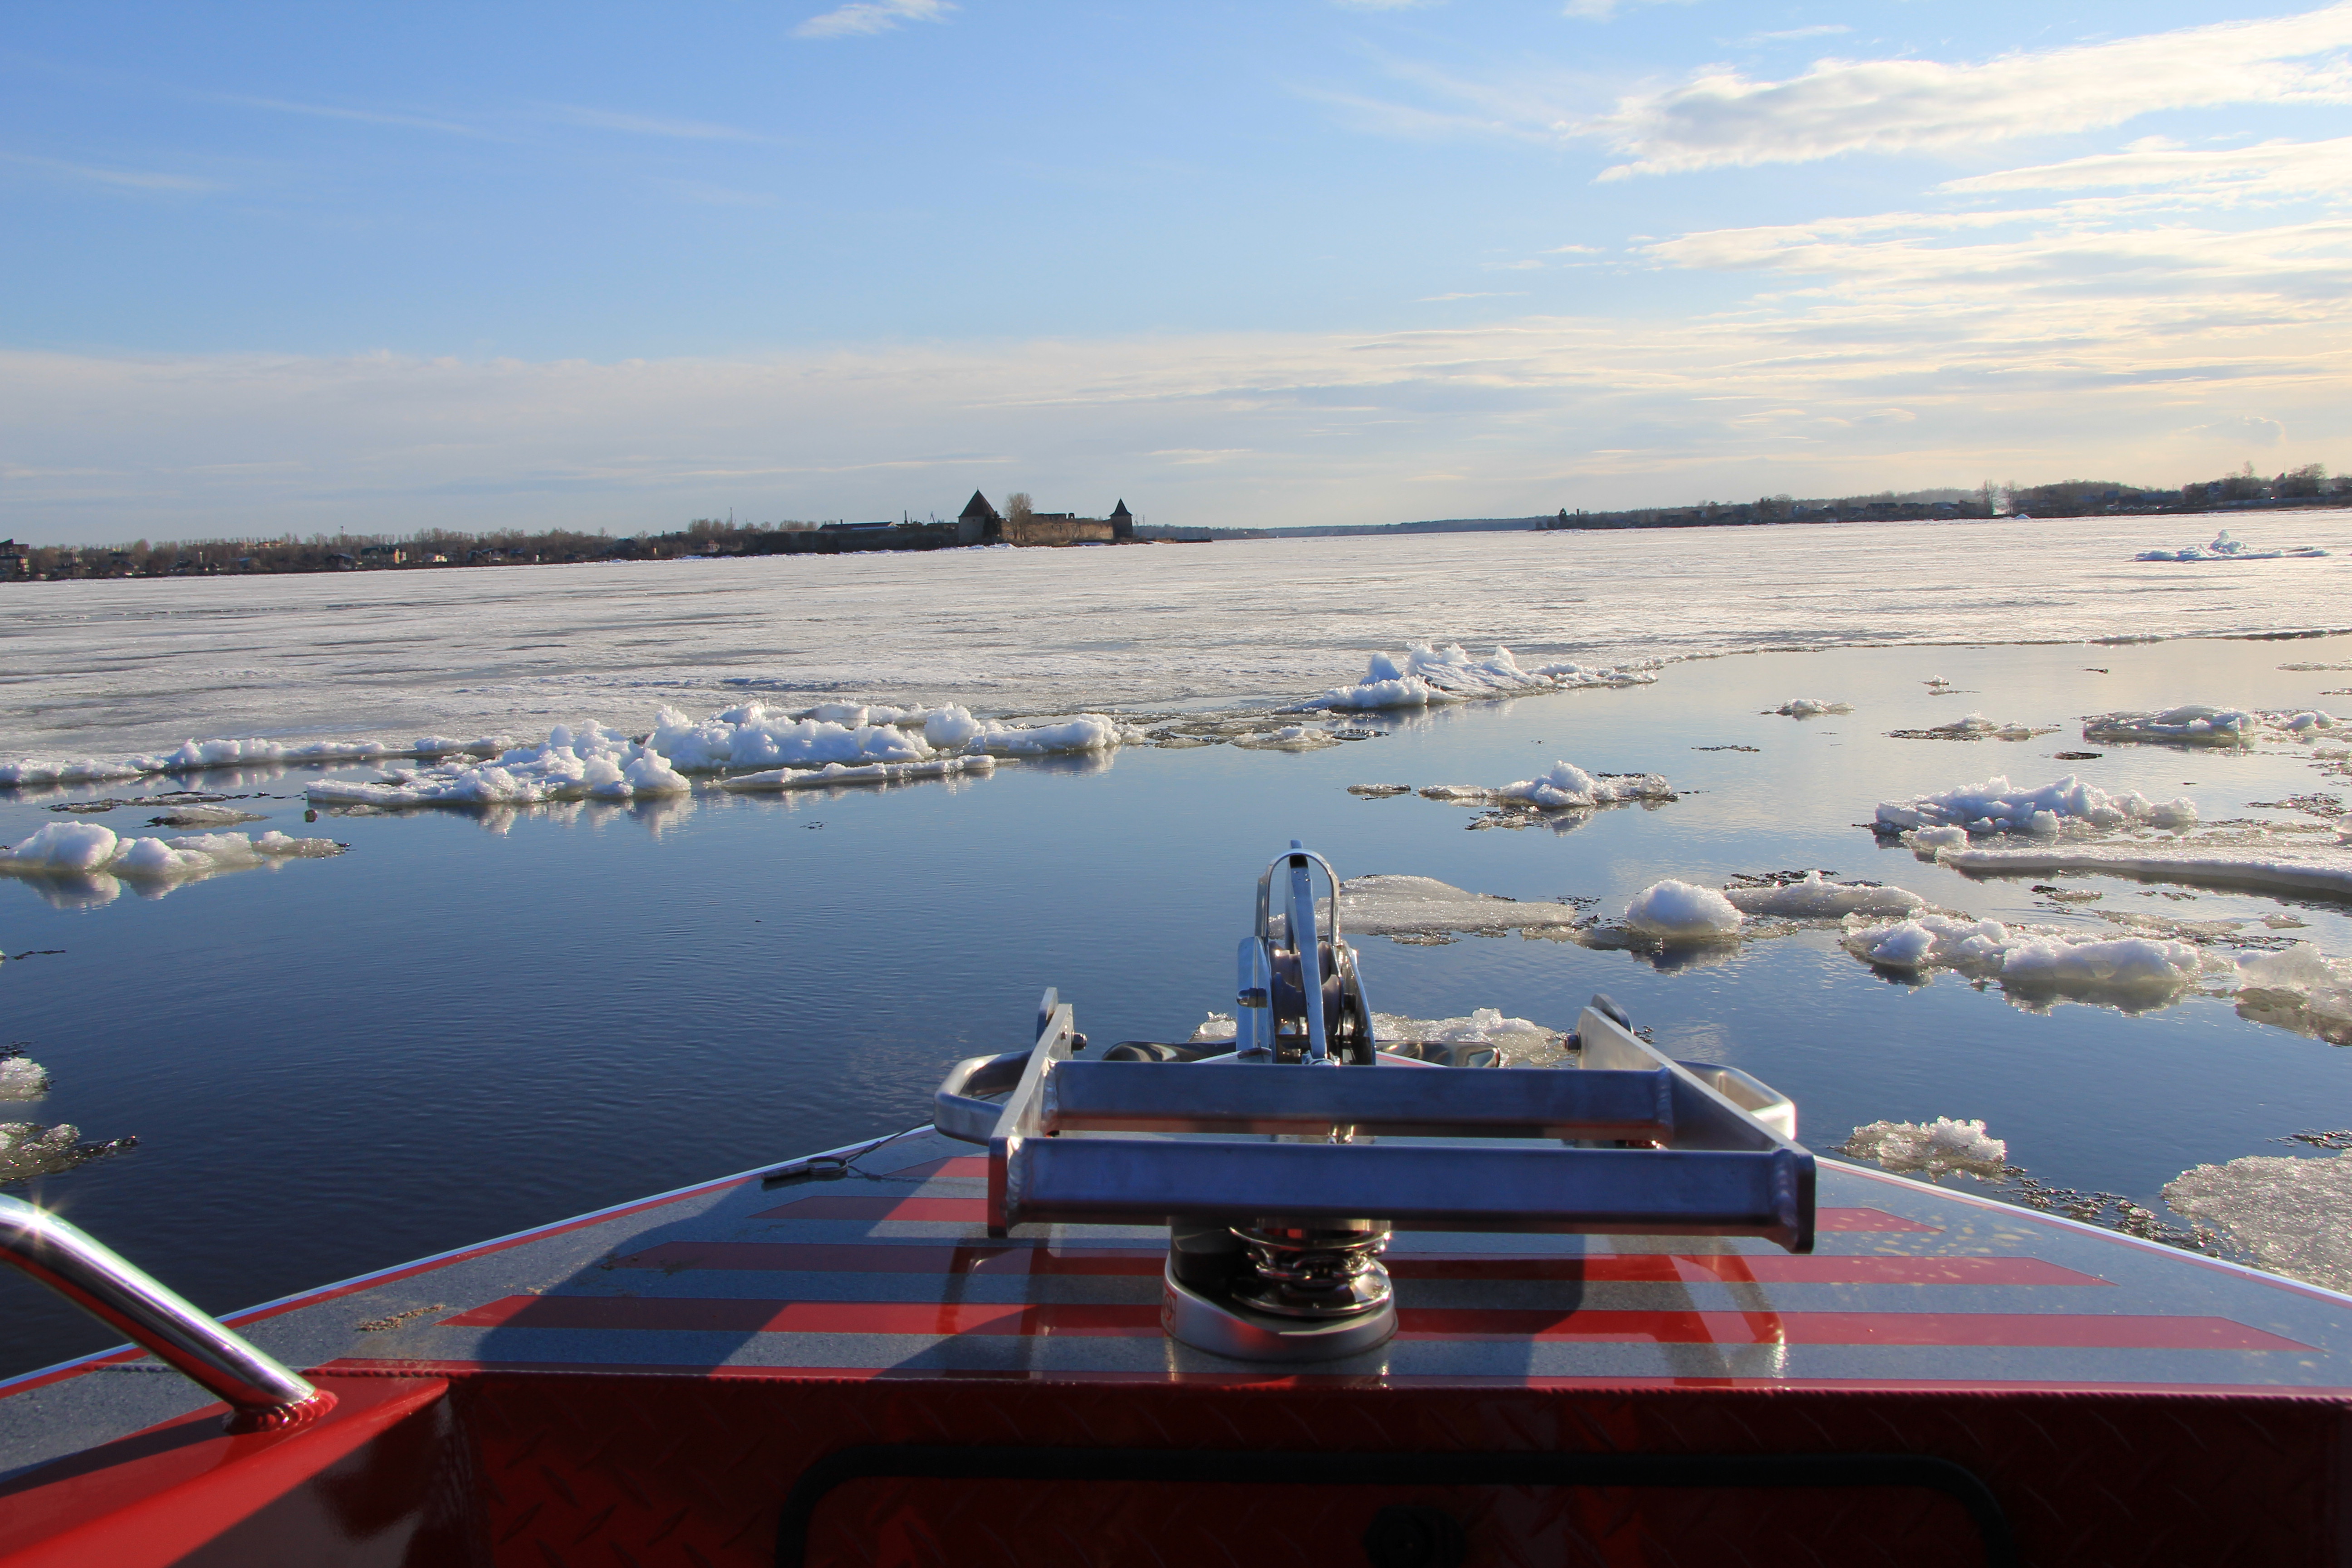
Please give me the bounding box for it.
[1723,872,1924,919]
[1890,713,2051,741]
[1622,880,1745,940]
[8,516,2350,759]
[1934,841,2352,900]
[1772,698,1850,717]
[1844,912,2206,1007]
[1874,773,2197,836]
[0,824,346,881]
[2164,1152,2352,1294]
[716,755,995,791]
[1314,643,1657,710]
[2083,704,2340,746]
[1184,1005,1567,1063]
[1838,1117,2009,1181]
[1333,874,1585,940]
[0,735,507,786]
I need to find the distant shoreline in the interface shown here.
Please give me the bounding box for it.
[4,494,2346,585]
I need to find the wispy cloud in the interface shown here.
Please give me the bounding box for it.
[1419,290,1528,300]
[215,94,480,137]
[794,0,955,40]
[1942,135,2352,200]
[1589,4,2352,178]
[0,151,219,194]
[1563,0,1695,20]
[539,104,765,141]
[1747,25,1850,43]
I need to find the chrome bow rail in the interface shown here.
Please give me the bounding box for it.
[934,840,1816,1362]
[0,1194,333,1432]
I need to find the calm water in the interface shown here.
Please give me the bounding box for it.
[3,632,2350,1376]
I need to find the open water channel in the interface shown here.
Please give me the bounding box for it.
[4,618,2351,1378]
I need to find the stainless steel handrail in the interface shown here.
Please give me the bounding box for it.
[0,1194,334,1432]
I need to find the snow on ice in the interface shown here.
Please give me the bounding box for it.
[1314,643,1657,710]
[1842,912,2206,1009]
[1874,774,2197,837]
[2135,529,2329,563]
[0,823,345,880]
[1772,699,1850,717]
[1621,880,1745,941]
[1721,872,1925,920]
[1333,874,1586,942]
[2083,704,2340,745]
[307,724,691,807]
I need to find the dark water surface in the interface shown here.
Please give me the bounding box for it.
[4,635,2349,1376]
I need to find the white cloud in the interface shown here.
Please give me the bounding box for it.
[1563,0,1696,20]
[215,95,480,137]
[0,151,219,194]
[1941,135,2352,201]
[1748,25,1850,43]
[1589,5,2352,178]
[794,0,955,40]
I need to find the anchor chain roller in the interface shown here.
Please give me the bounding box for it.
[935,841,1814,1362]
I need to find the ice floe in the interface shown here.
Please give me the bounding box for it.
[1314,643,1657,710]
[2135,529,2329,563]
[307,724,692,806]
[1887,714,2056,742]
[1772,699,1850,717]
[1622,880,1745,941]
[2082,704,2341,746]
[1933,841,2352,902]
[717,755,995,791]
[1414,762,1676,827]
[1722,872,1925,920]
[1333,874,1586,944]
[651,705,931,770]
[1838,1118,2008,1181]
[0,1049,48,1102]
[2232,943,2352,1044]
[0,735,505,787]
[1842,913,2207,1009]
[1874,774,2197,838]
[0,823,346,881]
[0,1121,134,1185]
[2165,1152,2352,1294]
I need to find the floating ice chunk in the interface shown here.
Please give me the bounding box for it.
[1773,698,1850,717]
[1334,874,1586,939]
[1622,880,1744,940]
[652,703,929,771]
[1839,1118,2008,1181]
[0,822,122,871]
[1874,774,2196,836]
[914,705,1127,756]
[0,1122,88,1183]
[1232,724,1342,752]
[2165,1151,2352,1294]
[2234,943,2352,1043]
[1317,644,1656,710]
[716,755,995,791]
[1908,825,1970,853]
[1190,1012,1237,1044]
[1844,912,2203,1005]
[309,724,691,806]
[1934,842,2352,901]
[1492,761,1676,810]
[1891,713,2050,741]
[0,1052,49,1102]
[0,759,147,786]
[1723,872,1925,920]
[2084,705,2260,745]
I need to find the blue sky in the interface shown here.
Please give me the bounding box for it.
[5,1,2350,540]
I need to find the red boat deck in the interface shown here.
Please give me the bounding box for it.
[5,1130,2350,1565]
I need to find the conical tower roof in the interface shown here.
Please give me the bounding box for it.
[960,490,1000,521]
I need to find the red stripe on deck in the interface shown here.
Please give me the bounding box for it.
[612,1242,2099,1288]
[751,1196,1936,1230]
[438,1296,2303,1350]
[888,1156,991,1180]
[440,1297,1163,1336]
